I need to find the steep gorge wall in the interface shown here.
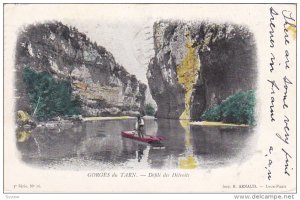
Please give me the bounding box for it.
[147,21,257,120]
[15,22,146,117]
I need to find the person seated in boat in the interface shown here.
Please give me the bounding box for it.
[135,115,145,138]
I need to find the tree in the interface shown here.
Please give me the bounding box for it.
[144,103,155,116]
[201,90,256,125]
[23,67,80,121]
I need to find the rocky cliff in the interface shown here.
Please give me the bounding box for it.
[15,22,146,117]
[147,21,257,120]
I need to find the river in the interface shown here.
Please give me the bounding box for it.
[17,118,257,170]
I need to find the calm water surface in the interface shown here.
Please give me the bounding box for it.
[17,119,257,170]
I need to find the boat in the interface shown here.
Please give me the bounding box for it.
[121,130,165,143]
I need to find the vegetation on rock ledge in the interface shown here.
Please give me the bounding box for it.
[144,103,155,116]
[201,90,256,125]
[23,67,80,121]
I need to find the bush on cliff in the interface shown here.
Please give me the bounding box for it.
[23,67,80,121]
[145,103,155,116]
[201,105,222,122]
[201,90,256,125]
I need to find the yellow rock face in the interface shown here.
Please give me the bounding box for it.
[176,32,200,169]
[17,110,31,124]
[176,33,200,120]
[16,130,31,142]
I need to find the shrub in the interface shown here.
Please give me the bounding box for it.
[201,105,222,121]
[201,90,256,125]
[144,103,155,116]
[23,67,80,121]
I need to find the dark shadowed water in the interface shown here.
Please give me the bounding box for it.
[17,118,257,170]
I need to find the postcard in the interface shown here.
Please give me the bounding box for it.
[3,3,296,193]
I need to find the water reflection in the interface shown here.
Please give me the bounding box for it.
[191,125,255,168]
[17,119,256,170]
[137,144,145,162]
[178,120,198,169]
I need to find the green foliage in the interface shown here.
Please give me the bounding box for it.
[144,103,155,116]
[23,67,80,121]
[201,105,222,122]
[201,90,256,125]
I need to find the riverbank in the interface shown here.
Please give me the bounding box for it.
[82,115,156,121]
[82,116,135,121]
[189,121,249,127]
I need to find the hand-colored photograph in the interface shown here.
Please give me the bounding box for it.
[14,17,257,170]
[4,3,296,193]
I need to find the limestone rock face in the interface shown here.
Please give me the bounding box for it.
[147,21,257,120]
[15,22,146,117]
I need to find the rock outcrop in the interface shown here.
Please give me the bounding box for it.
[15,22,146,117]
[147,21,257,120]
